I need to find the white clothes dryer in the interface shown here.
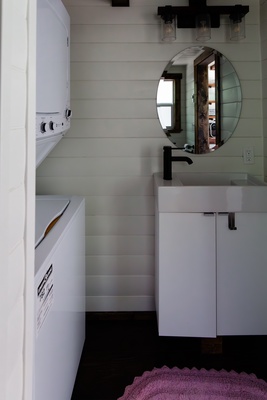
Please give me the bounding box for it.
[36,0,71,168]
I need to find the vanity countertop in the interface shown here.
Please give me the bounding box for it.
[154,172,267,213]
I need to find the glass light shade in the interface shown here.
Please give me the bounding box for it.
[161,17,176,42]
[229,16,245,41]
[195,14,211,42]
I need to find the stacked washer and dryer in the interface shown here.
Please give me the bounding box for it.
[34,1,85,400]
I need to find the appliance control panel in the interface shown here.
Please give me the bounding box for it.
[36,110,71,140]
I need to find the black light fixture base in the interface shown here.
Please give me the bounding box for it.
[112,0,129,6]
[158,3,249,29]
[176,8,220,28]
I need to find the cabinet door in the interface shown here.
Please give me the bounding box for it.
[217,212,267,335]
[158,212,216,337]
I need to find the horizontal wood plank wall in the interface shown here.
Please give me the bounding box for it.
[36,0,263,311]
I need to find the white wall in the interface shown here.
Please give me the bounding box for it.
[36,0,263,311]
[0,0,36,399]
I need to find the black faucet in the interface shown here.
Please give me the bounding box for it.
[163,146,193,180]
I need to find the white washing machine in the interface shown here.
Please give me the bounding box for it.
[34,195,85,400]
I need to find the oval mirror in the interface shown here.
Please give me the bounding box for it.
[156,46,242,154]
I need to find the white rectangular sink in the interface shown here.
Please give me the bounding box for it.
[174,172,263,186]
[154,172,267,213]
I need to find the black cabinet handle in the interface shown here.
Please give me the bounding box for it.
[228,213,237,230]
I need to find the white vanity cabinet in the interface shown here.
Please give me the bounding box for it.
[156,212,217,337]
[217,212,267,335]
[155,210,267,337]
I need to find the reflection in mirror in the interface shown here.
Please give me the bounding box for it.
[156,46,242,154]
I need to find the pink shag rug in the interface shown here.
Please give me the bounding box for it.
[118,366,267,400]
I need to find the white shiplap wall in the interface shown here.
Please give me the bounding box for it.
[36,0,263,311]
[0,0,35,399]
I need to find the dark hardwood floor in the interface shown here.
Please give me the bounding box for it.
[71,312,267,400]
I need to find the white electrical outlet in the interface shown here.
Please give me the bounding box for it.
[243,146,254,164]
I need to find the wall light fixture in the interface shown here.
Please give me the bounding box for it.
[229,5,247,40]
[158,1,249,42]
[160,5,177,42]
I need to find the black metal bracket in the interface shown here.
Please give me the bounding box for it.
[158,3,249,29]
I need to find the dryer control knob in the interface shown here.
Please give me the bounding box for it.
[49,121,56,130]
[65,109,72,119]
[40,122,47,133]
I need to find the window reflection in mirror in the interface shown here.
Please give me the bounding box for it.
[157,79,174,130]
[156,47,242,154]
[157,72,183,134]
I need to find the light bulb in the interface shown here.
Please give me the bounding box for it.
[199,20,208,32]
[165,22,174,35]
[233,22,241,33]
